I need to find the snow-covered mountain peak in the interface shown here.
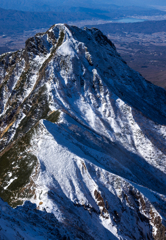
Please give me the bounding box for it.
[0,24,166,239]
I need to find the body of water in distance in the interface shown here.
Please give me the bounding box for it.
[112,18,146,23]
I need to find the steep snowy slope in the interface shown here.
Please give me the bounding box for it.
[0,197,77,239]
[0,24,166,239]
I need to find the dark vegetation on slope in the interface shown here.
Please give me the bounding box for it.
[0,128,38,207]
[46,111,60,123]
[0,30,64,206]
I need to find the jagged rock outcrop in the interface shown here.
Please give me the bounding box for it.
[0,24,166,239]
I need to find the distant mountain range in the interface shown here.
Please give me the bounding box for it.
[0,6,165,36]
[0,7,108,35]
[0,0,165,12]
[0,0,119,11]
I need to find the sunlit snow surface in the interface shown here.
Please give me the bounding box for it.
[0,24,166,239]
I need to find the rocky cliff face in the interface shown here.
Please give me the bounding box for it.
[0,24,166,239]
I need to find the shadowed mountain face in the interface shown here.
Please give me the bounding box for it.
[0,24,166,239]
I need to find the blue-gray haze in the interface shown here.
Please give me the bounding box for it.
[0,0,165,12]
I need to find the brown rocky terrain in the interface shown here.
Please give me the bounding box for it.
[91,20,166,89]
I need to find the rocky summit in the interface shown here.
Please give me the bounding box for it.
[0,24,166,239]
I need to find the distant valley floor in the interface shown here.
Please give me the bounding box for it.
[90,20,166,90]
[109,31,166,90]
